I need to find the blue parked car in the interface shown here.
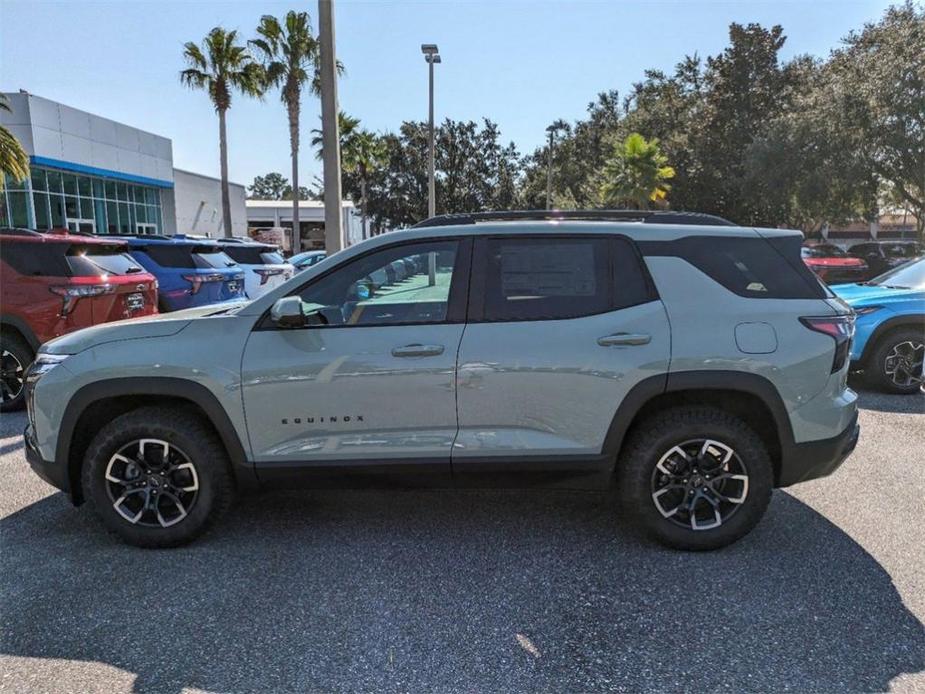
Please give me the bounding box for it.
[831,257,925,394]
[115,236,246,312]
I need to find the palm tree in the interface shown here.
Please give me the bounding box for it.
[341,130,386,239]
[180,28,263,237]
[311,113,383,238]
[0,95,29,190]
[600,132,675,210]
[309,111,360,158]
[251,11,320,246]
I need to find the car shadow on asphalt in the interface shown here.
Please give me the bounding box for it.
[1,485,923,693]
[850,377,925,414]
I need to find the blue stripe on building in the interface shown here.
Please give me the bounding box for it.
[30,156,174,189]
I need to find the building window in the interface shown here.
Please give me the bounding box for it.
[2,167,164,234]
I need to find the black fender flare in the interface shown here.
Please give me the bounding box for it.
[0,315,40,352]
[858,314,925,367]
[601,370,795,466]
[58,377,256,493]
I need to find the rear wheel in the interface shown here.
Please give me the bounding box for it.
[82,406,234,547]
[618,407,773,551]
[867,328,924,394]
[0,333,31,412]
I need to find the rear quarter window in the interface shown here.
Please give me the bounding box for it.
[640,235,828,299]
[1,242,69,276]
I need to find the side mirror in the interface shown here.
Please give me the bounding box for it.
[270,296,306,328]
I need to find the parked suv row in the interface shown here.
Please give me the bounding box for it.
[0,228,158,411]
[24,211,860,551]
[2,229,292,410]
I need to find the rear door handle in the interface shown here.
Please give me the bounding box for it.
[391,344,445,357]
[597,333,651,347]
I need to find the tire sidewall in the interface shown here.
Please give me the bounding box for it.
[622,410,774,551]
[83,413,226,547]
[870,328,924,394]
[0,334,31,412]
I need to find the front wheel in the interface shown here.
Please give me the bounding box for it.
[618,407,774,551]
[0,333,31,412]
[867,328,924,394]
[82,406,235,547]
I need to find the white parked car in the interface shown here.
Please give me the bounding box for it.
[215,241,294,299]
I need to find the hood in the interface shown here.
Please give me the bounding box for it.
[42,301,248,355]
[830,282,924,305]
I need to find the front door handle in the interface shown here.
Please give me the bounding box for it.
[391,343,445,358]
[598,333,651,347]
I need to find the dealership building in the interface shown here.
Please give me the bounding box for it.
[1,91,245,237]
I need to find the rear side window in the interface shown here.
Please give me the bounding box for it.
[641,235,828,299]
[481,238,611,321]
[0,242,70,276]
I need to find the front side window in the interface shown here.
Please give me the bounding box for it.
[481,238,611,321]
[295,240,460,326]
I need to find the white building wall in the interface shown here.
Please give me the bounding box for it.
[173,169,247,237]
[2,91,174,186]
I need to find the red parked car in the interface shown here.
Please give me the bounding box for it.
[0,228,158,411]
[801,243,868,284]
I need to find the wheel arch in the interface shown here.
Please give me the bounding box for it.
[603,371,794,485]
[58,378,255,504]
[0,315,40,353]
[858,314,925,367]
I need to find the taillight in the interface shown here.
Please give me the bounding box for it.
[182,273,225,295]
[254,268,285,285]
[49,284,114,315]
[800,314,856,372]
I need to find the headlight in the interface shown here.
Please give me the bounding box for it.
[26,353,69,384]
[853,306,883,316]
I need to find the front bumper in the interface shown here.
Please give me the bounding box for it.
[777,412,860,487]
[24,424,71,496]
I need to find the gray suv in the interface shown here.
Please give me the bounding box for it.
[23,211,860,550]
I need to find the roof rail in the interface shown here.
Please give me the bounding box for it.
[411,209,736,229]
[0,227,44,237]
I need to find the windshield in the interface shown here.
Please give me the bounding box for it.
[868,258,925,289]
[802,245,847,258]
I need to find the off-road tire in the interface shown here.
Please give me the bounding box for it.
[617,406,774,551]
[867,327,924,395]
[82,406,235,548]
[0,332,32,412]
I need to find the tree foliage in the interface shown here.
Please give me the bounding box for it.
[517,4,922,236]
[0,95,30,189]
[600,133,675,209]
[247,172,311,200]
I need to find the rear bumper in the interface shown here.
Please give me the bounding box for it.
[777,412,860,487]
[24,424,72,497]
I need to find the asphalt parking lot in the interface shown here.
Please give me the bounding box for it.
[1,387,923,693]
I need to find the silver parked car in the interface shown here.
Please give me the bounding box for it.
[24,210,859,550]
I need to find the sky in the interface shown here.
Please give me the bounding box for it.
[0,0,897,191]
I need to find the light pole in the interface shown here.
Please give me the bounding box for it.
[319,0,343,253]
[545,127,554,210]
[421,44,440,220]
